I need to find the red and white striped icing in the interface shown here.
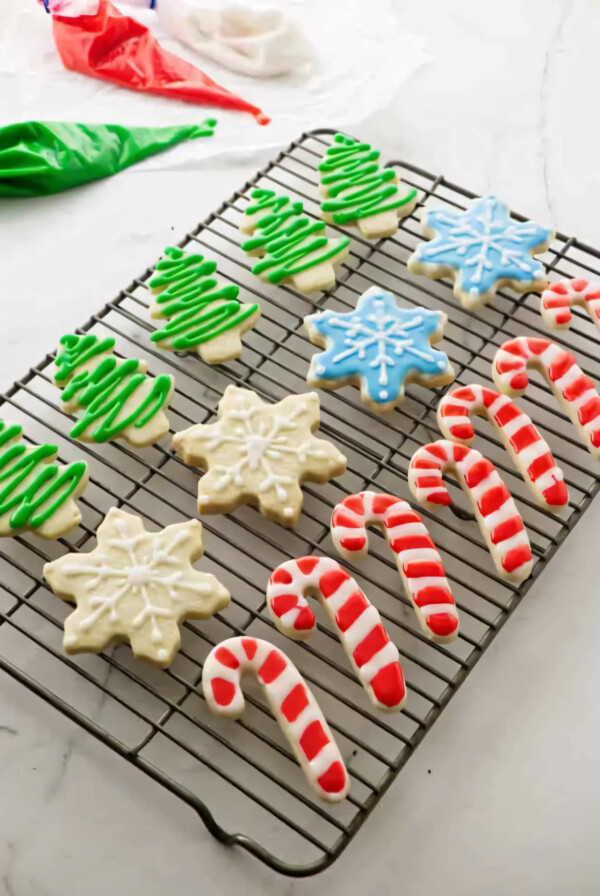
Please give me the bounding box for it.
[492,336,600,458]
[541,278,600,331]
[437,384,568,509]
[330,492,459,644]
[408,440,533,583]
[202,636,349,802]
[267,555,406,711]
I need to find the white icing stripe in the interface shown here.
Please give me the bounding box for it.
[516,439,550,467]
[387,521,428,539]
[468,471,502,505]
[498,528,530,554]
[357,640,400,683]
[394,547,440,564]
[343,604,380,652]
[407,575,449,591]
[419,602,458,619]
[443,415,471,431]
[502,414,532,438]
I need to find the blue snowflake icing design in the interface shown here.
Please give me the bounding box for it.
[306,288,451,405]
[412,195,552,301]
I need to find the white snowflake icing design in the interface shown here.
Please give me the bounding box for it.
[306,288,452,405]
[43,508,229,667]
[410,195,553,302]
[172,386,346,524]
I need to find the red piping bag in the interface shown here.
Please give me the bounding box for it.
[51,1,270,125]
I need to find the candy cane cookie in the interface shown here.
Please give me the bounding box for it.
[202,636,350,802]
[267,556,406,711]
[437,384,568,509]
[330,492,459,644]
[541,278,600,332]
[408,441,533,583]
[492,337,600,458]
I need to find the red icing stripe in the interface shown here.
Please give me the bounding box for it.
[528,338,550,355]
[403,560,445,579]
[548,352,575,382]
[494,401,521,426]
[452,443,470,462]
[448,423,473,441]
[259,649,286,684]
[527,452,554,479]
[341,494,364,515]
[464,458,495,488]
[211,677,235,706]
[427,491,452,506]
[294,607,316,630]
[280,683,309,722]
[385,510,420,527]
[214,646,239,669]
[332,508,360,529]
[428,613,459,637]
[425,443,450,461]
[412,458,440,469]
[371,662,405,707]
[572,278,589,292]
[317,761,347,794]
[299,720,329,761]
[563,374,594,401]
[441,402,469,417]
[271,594,299,618]
[502,544,532,573]
[453,386,477,402]
[340,535,367,552]
[319,566,349,597]
[241,638,257,660]
[296,556,320,575]
[413,586,454,607]
[549,281,569,295]
[389,534,434,553]
[490,515,523,544]
[578,396,600,426]
[544,294,569,307]
[543,480,568,505]
[372,493,398,514]
[269,567,293,585]
[510,424,539,452]
[478,484,510,516]
[509,372,528,391]
[335,591,369,632]
[353,624,389,667]
[415,475,443,489]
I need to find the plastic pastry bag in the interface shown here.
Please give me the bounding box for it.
[0,119,216,197]
[51,0,269,123]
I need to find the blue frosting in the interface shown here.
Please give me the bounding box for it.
[306,288,451,405]
[413,195,552,300]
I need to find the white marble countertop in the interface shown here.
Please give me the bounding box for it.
[2,1,600,893]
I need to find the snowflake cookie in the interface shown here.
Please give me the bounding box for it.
[304,287,455,413]
[407,195,554,310]
[43,508,230,667]
[172,386,347,526]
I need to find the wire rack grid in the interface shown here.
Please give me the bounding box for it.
[1,128,600,878]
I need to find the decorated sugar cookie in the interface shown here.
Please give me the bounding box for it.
[267,555,406,711]
[408,440,533,583]
[540,277,600,332]
[149,247,260,363]
[304,287,454,413]
[437,383,568,509]
[0,420,88,539]
[407,195,554,309]
[172,385,346,526]
[202,636,350,802]
[240,188,351,293]
[54,334,174,446]
[318,134,418,239]
[43,508,230,668]
[492,336,600,458]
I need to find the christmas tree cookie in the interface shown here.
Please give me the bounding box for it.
[318,134,418,240]
[172,385,346,526]
[0,420,88,539]
[407,195,554,310]
[54,334,174,446]
[149,247,260,363]
[305,287,454,413]
[43,507,230,668]
[240,188,350,293]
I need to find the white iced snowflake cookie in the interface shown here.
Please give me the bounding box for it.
[304,286,454,413]
[407,195,554,310]
[172,386,347,526]
[43,508,230,668]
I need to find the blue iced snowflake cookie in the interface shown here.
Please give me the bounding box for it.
[304,287,455,413]
[407,195,554,310]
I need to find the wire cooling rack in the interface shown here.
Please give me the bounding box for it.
[1,129,600,877]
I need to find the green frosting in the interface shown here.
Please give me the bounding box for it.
[149,247,259,350]
[241,188,350,284]
[0,420,87,531]
[319,134,418,225]
[55,334,173,443]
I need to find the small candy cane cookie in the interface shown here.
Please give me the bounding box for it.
[172,386,346,526]
[54,334,174,446]
[437,384,568,509]
[304,287,454,413]
[267,556,406,711]
[541,278,600,332]
[492,336,600,458]
[318,134,418,240]
[240,188,350,293]
[202,636,350,802]
[408,440,533,583]
[331,492,458,643]
[149,247,260,363]
[407,195,553,310]
[43,508,230,667]
[0,420,88,539]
